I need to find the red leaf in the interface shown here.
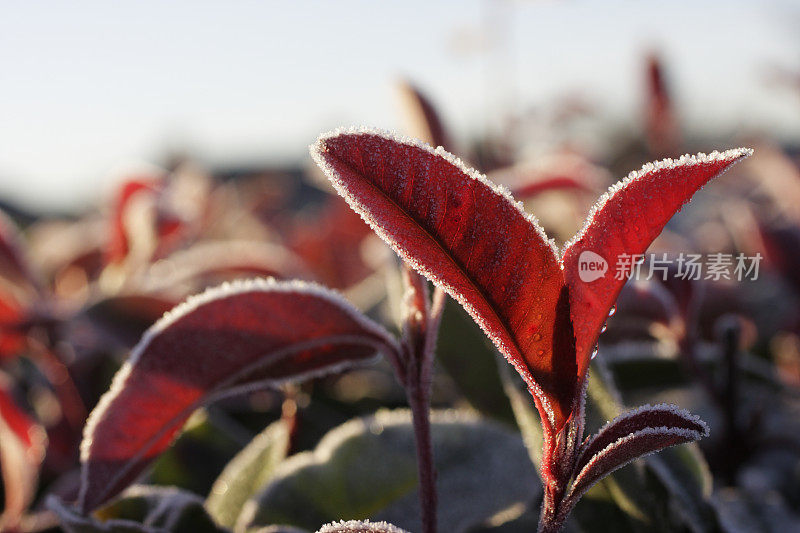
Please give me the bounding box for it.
[107,177,162,264]
[0,376,47,531]
[644,53,680,156]
[313,128,751,432]
[574,403,707,476]
[141,240,310,292]
[562,149,751,385]
[78,278,398,512]
[288,199,374,290]
[511,176,592,200]
[0,289,27,359]
[487,153,605,201]
[566,404,708,506]
[311,129,573,430]
[396,79,451,150]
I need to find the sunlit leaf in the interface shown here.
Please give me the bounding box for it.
[311,128,573,430]
[206,419,292,527]
[78,278,399,512]
[567,404,709,506]
[562,148,751,388]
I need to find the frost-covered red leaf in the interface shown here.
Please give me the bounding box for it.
[567,403,709,505]
[318,520,410,533]
[562,149,751,384]
[78,278,399,512]
[0,376,47,531]
[311,128,574,430]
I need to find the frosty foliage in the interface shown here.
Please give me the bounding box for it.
[562,148,753,254]
[317,520,410,533]
[566,404,709,506]
[311,125,750,434]
[79,277,399,513]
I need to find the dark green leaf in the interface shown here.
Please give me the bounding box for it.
[240,409,538,533]
[206,419,292,527]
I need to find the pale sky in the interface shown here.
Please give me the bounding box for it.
[1,0,799,210]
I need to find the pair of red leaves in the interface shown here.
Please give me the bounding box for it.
[311,128,751,432]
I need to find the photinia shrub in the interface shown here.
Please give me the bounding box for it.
[50,125,754,533]
[310,127,751,531]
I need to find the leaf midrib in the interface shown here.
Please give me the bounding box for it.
[332,149,558,392]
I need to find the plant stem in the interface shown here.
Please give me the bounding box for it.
[398,268,445,533]
[537,390,586,533]
[538,480,567,533]
[407,383,437,533]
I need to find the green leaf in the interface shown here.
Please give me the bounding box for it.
[436,300,515,424]
[644,444,718,532]
[497,361,543,467]
[148,409,244,496]
[206,419,292,528]
[239,409,538,533]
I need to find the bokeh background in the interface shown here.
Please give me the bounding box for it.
[2,0,799,212]
[2,1,800,532]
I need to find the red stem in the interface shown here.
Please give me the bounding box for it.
[537,384,587,532]
[407,383,437,533]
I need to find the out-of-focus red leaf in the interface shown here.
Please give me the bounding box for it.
[311,129,573,430]
[82,293,180,348]
[562,149,751,386]
[606,281,683,342]
[78,278,399,512]
[488,153,606,201]
[0,289,27,359]
[288,200,374,289]
[759,223,800,296]
[511,176,592,200]
[0,376,48,531]
[107,177,162,265]
[644,52,680,156]
[141,240,310,293]
[28,217,107,288]
[396,79,451,150]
